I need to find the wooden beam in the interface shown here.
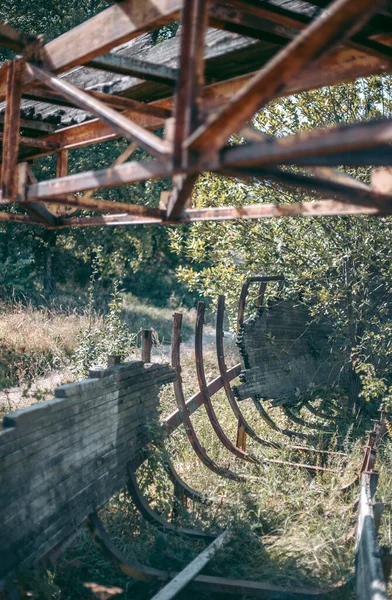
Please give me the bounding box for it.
[25,63,171,159]
[23,86,171,119]
[187,0,387,154]
[150,531,232,600]
[0,132,58,150]
[56,199,386,229]
[87,54,178,87]
[36,196,164,218]
[221,166,392,211]
[220,118,392,170]
[1,60,23,200]
[0,0,182,99]
[239,126,371,191]
[167,0,208,219]
[0,113,55,134]
[26,159,172,199]
[0,210,41,225]
[216,0,392,62]
[0,20,35,52]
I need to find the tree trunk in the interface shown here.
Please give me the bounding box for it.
[43,231,57,295]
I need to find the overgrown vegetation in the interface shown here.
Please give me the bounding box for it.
[170,78,392,413]
[12,338,392,600]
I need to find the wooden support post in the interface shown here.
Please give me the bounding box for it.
[56,149,69,179]
[141,329,153,363]
[1,59,23,200]
[107,355,121,367]
[166,0,208,219]
[236,419,247,451]
[172,478,187,522]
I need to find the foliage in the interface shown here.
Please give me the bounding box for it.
[0,5,195,308]
[72,257,137,378]
[170,77,392,409]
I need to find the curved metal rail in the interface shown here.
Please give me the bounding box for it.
[172,312,243,482]
[280,405,332,433]
[216,295,338,474]
[162,456,211,506]
[216,294,279,450]
[195,301,259,464]
[302,400,339,422]
[253,397,311,441]
[126,465,215,540]
[86,512,352,598]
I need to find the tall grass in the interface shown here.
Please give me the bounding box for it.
[3,306,388,599]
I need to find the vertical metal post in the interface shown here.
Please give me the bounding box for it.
[142,329,153,363]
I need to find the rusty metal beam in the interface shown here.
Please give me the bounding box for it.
[25,63,171,160]
[186,0,386,154]
[171,312,243,481]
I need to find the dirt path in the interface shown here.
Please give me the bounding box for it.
[0,327,236,417]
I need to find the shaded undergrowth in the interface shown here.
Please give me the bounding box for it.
[14,340,389,600]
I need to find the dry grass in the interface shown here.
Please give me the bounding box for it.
[3,308,386,600]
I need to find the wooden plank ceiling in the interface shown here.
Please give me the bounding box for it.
[0,0,391,229]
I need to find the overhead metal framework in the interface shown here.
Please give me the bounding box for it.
[0,0,392,229]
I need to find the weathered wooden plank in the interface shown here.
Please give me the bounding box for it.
[56,199,385,229]
[1,367,169,448]
[150,531,232,600]
[0,399,160,529]
[0,20,35,52]
[25,63,171,159]
[26,159,172,199]
[187,0,386,154]
[87,54,178,86]
[0,373,174,491]
[0,132,58,150]
[23,85,171,119]
[0,361,175,580]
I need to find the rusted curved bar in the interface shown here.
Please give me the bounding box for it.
[162,457,210,505]
[216,295,279,451]
[253,397,311,441]
[237,282,249,331]
[86,512,166,581]
[216,296,341,473]
[237,275,285,330]
[172,312,243,482]
[86,512,351,597]
[126,465,215,540]
[280,406,332,433]
[196,301,258,464]
[303,400,339,422]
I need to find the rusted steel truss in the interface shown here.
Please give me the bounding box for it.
[0,0,392,228]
